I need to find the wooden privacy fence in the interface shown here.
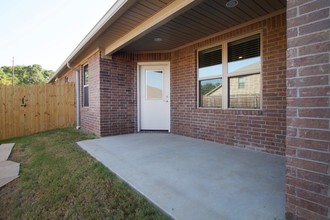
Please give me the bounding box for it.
[0,83,75,140]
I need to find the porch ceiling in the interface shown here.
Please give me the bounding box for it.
[50,0,286,82]
[120,0,286,52]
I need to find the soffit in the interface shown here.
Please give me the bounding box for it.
[96,0,175,49]
[120,0,286,52]
[50,0,286,82]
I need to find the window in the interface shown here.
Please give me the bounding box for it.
[83,64,89,107]
[65,76,69,83]
[146,70,163,100]
[198,46,222,107]
[197,33,261,109]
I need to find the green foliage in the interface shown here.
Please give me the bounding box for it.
[200,82,220,95]
[0,68,12,85]
[0,64,53,85]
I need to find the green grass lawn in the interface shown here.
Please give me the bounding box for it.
[0,128,169,220]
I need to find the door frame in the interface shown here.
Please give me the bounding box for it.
[137,62,171,132]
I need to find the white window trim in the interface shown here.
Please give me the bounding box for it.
[197,31,263,110]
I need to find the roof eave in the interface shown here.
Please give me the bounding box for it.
[48,0,135,83]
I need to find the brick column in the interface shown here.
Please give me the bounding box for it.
[286,1,330,219]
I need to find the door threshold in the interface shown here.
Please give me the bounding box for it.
[139,130,169,133]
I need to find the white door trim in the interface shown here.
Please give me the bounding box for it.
[137,61,171,132]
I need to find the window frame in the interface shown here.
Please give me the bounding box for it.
[83,64,89,107]
[197,31,263,110]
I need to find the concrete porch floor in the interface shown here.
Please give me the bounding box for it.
[77,133,285,220]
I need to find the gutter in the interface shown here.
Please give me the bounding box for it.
[67,63,81,130]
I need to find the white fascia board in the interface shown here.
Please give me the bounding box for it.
[48,0,131,83]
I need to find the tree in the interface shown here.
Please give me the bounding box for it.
[0,65,53,85]
[0,68,12,85]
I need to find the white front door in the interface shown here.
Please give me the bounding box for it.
[140,64,170,131]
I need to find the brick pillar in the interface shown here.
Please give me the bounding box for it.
[286,1,330,219]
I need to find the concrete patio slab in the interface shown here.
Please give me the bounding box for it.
[0,161,20,188]
[0,143,15,161]
[0,176,18,188]
[78,133,285,220]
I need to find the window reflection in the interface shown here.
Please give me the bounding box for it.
[146,70,163,100]
[198,47,222,78]
[229,73,260,109]
[228,34,260,74]
[199,78,222,107]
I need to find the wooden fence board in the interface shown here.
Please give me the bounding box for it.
[0,83,75,140]
[5,87,13,138]
[39,85,46,132]
[0,86,5,138]
[67,83,75,127]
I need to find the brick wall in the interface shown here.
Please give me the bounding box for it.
[80,52,101,135]
[98,52,171,136]
[57,70,75,83]
[99,55,136,136]
[285,1,330,219]
[171,13,287,155]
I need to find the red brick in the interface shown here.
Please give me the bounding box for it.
[296,189,330,207]
[287,127,298,137]
[287,157,328,174]
[296,206,329,220]
[297,169,330,186]
[287,68,297,78]
[288,118,329,129]
[287,27,298,38]
[299,41,330,56]
[287,176,329,195]
[286,146,297,156]
[286,137,329,151]
[287,108,298,117]
[287,47,298,59]
[287,75,328,88]
[299,129,330,141]
[287,7,298,19]
[288,54,329,68]
[287,30,329,46]
[287,97,329,107]
[299,0,330,15]
[297,150,330,164]
[299,86,330,97]
[287,194,328,216]
[286,184,296,196]
[299,108,330,118]
[298,64,330,77]
[287,8,329,27]
[300,19,330,35]
[287,0,313,8]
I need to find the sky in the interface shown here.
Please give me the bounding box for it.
[0,0,116,71]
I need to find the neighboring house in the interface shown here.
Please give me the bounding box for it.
[202,73,260,108]
[49,1,329,219]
